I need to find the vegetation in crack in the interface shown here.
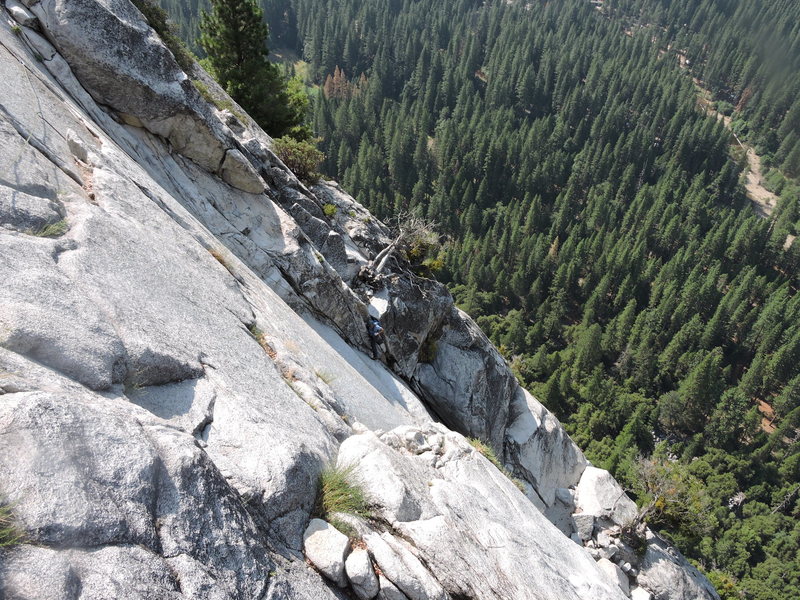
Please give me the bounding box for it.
[29,219,68,238]
[131,0,195,73]
[0,500,25,548]
[246,322,277,358]
[191,79,247,122]
[272,135,324,184]
[468,438,525,494]
[314,464,372,539]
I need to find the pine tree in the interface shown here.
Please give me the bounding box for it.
[199,0,301,137]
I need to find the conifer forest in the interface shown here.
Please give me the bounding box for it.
[160,0,800,597]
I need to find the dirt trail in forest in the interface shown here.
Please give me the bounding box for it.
[742,146,778,218]
[758,400,776,433]
[696,85,778,218]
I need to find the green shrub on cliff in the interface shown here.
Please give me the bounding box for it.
[272,136,324,183]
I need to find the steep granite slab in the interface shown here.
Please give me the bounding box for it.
[30,0,265,194]
[0,3,721,598]
[339,429,629,600]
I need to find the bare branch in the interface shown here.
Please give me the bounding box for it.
[369,211,441,275]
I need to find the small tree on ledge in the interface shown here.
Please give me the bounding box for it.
[199,0,301,138]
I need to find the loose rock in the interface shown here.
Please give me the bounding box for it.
[303,519,351,587]
[345,548,380,599]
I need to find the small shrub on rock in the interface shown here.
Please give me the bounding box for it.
[273,136,324,183]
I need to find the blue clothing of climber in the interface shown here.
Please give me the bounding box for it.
[368,317,384,359]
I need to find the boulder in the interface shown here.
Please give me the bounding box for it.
[220,149,266,194]
[342,430,628,600]
[597,558,630,596]
[506,389,588,507]
[575,467,638,527]
[377,575,410,600]
[413,305,514,452]
[364,532,447,600]
[345,548,380,599]
[631,587,653,600]
[380,275,452,377]
[29,0,264,194]
[337,431,438,523]
[303,519,351,587]
[573,513,596,541]
[637,533,720,600]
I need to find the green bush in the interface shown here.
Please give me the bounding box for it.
[272,136,325,183]
[715,100,734,116]
[315,464,369,519]
[322,203,338,218]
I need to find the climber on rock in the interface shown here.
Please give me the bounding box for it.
[368,317,385,359]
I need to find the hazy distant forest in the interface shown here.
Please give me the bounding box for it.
[160,0,800,597]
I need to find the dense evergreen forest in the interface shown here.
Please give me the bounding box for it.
[159,0,799,598]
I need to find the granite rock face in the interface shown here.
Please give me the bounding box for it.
[638,533,721,600]
[0,2,719,599]
[575,466,639,527]
[337,428,628,600]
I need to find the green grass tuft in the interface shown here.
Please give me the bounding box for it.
[32,219,68,238]
[468,438,526,493]
[314,369,336,385]
[192,80,247,122]
[247,323,277,358]
[315,464,370,519]
[0,502,24,548]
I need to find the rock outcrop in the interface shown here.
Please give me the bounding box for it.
[0,1,719,599]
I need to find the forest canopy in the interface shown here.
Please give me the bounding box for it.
[159,0,800,598]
